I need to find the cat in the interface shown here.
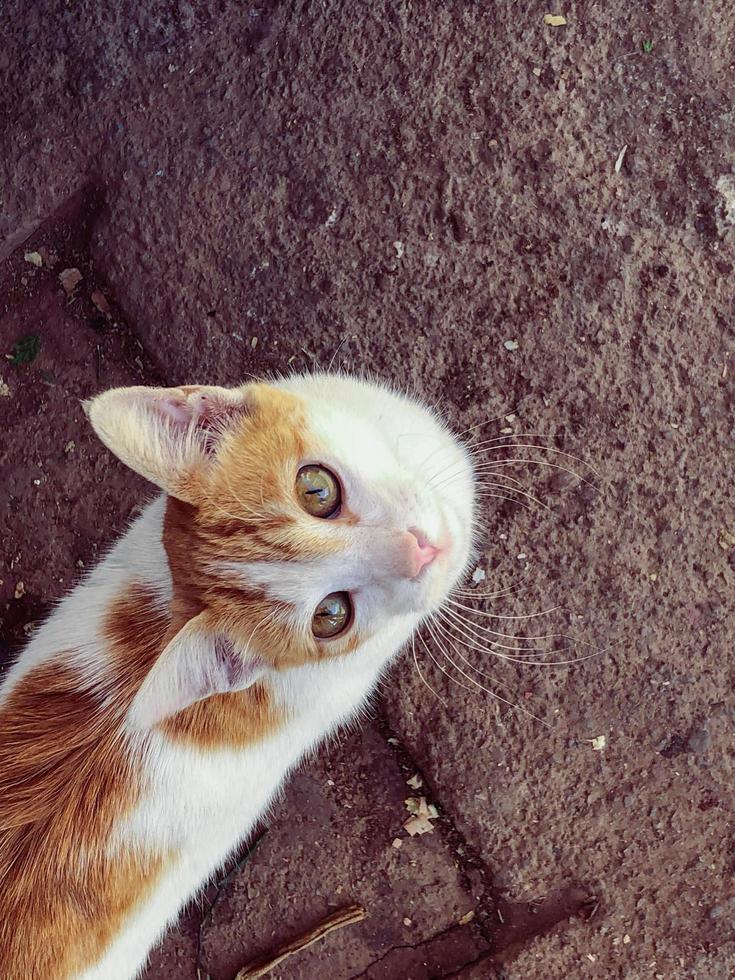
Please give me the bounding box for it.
[0,373,475,980]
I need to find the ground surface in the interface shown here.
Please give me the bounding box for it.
[1,2,734,978]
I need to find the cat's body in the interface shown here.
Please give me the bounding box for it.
[0,374,474,979]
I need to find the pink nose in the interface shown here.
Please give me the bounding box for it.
[407,528,440,578]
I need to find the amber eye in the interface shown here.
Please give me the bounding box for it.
[312,592,352,639]
[295,464,341,518]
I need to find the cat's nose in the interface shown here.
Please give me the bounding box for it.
[406,527,440,578]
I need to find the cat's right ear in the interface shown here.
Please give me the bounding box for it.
[84,385,252,503]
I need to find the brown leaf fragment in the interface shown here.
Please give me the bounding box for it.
[91,290,111,315]
[403,814,435,837]
[59,267,82,294]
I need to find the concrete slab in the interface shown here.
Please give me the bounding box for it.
[2,2,734,977]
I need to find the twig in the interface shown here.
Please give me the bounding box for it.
[234,905,367,980]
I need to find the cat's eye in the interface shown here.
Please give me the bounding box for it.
[295,464,341,518]
[312,592,352,639]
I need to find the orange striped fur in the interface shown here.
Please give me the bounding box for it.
[0,375,475,979]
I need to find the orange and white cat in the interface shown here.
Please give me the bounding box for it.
[0,373,475,979]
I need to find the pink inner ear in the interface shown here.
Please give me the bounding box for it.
[212,634,262,691]
[159,396,192,428]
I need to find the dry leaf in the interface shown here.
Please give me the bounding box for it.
[403,814,435,837]
[718,529,735,550]
[403,795,438,836]
[24,251,43,267]
[391,838,403,849]
[14,581,25,599]
[406,774,423,790]
[459,910,476,925]
[591,735,606,751]
[544,13,567,26]
[0,377,10,397]
[59,268,83,294]
[91,290,111,315]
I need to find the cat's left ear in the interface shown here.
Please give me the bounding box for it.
[84,384,252,502]
[128,618,265,730]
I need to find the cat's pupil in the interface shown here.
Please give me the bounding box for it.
[312,592,352,638]
[295,464,341,518]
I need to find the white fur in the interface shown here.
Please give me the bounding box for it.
[3,374,475,980]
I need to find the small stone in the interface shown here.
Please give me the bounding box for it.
[64,440,76,454]
[503,339,519,351]
[251,336,258,349]
[406,774,423,789]
[24,251,43,267]
[14,581,25,599]
[591,735,607,751]
[391,838,403,849]
[517,552,527,560]
[0,377,10,397]
[622,934,631,944]
[403,918,412,927]
[543,13,567,26]
[59,268,83,294]
[471,567,486,584]
[393,240,405,259]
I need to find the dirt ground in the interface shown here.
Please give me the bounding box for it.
[1,2,734,978]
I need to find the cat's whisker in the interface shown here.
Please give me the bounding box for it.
[450,571,531,600]
[474,490,537,513]
[428,616,551,727]
[327,335,351,374]
[441,605,565,647]
[431,437,600,496]
[446,598,560,622]
[475,481,551,512]
[468,438,602,480]
[438,607,566,662]
[453,408,521,442]
[439,608,603,667]
[410,634,448,707]
[414,629,459,707]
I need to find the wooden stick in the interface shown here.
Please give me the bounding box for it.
[235,905,367,979]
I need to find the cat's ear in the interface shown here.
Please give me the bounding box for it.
[128,619,264,730]
[84,384,252,502]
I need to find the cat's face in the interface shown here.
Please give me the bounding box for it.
[88,375,474,716]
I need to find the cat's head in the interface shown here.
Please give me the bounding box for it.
[87,375,475,726]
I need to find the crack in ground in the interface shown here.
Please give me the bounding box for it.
[373,705,598,970]
[347,921,467,980]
